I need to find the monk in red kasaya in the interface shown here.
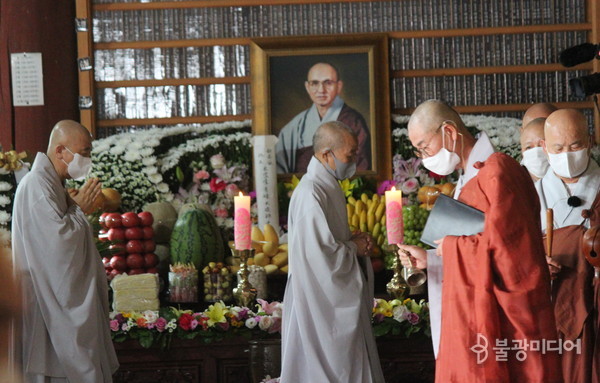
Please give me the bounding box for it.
[535,109,600,383]
[398,100,562,382]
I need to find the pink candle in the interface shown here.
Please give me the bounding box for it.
[385,187,404,245]
[234,192,252,250]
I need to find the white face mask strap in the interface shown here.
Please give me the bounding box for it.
[441,125,457,153]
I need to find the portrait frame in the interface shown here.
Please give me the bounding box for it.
[250,34,391,182]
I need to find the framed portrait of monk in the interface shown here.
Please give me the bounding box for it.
[250,34,391,182]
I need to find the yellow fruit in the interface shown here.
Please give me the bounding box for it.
[347,196,357,206]
[351,214,360,228]
[247,258,255,266]
[272,252,288,267]
[347,204,355,219]
[254,252,270,267]
[231,265,240,273]
[264,264,279,274]
[360,223,368,233]
[380,215,386,226]
[280,265,289,273]
[375,203,385,222]
[263,224,279,246]
[417,186,441,205]
[367,213,375,232]
[360,211,367,227]
[372,223,381,238]
[349,225,357,232]
[361,193,369,204]
[440,182,456,196]
[102,188,121,212]
[251,226,264,241]
[366,200,373,210]
[377,234,385,246]
[263,241,279,257]
[278,243,288,252]
[355,200,365,215]
[372,194,380,203]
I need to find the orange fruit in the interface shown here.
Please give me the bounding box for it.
[102,188,121,212]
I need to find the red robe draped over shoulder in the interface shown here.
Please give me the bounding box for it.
[436,152,562,383]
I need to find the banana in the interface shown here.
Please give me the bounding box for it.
[372,194,379,204]
[360,222,368,233]
[377,234,385,246]
[347,204,355,219]
[347,196,357,206]
[351,214,360,228]
[367,213,375,232]
[360,211,367,228]
[355,200,365,215]
[372,222,381,238]
[380,215,386,226]
[375,203,385,222]
[361,193,369,204]
[368,200,378,216]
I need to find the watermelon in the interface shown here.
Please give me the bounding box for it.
[170,209,225,268]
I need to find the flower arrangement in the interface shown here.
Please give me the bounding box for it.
[0,150,29,247]
[372,297,430,338]
[110,298,430,349]
[110,299,282,349]
[79,121,251,213]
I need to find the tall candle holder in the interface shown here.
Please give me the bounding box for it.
[232,248,257,307]
[385,244,408,299]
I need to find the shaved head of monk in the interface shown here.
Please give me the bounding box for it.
[522,103,557,129]
[47,120,93,181]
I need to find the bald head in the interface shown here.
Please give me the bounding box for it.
[522,103,557,129]
[47,120,93,181]
[313,121,356,154]
[544,109,590,152]
[520,118,546,153]
[407,99,467,136]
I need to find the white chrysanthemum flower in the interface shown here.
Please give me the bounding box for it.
[142,310,159,324]
[163,192,174,202]
[148,174,163,184]
[0,211,10,224]
[142,157,157,166]
[139,148,153,157]
[146,138,160,147]
[129,141,143,150]
[109,146,126,156]
[0,182,12,192]
[143,166,158,175]
[0,227,10,247]
[124,150,141,162]
[157,183,169,193]
[0,195,10,207]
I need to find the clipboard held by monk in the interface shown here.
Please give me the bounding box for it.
[420,194,485,248]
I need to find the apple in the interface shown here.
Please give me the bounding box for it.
[128,268,145,275]
[98,229,109,242]
[142,226,154,239]
[125,227,143,240]
[109,243,127,256]
[146,267,159,274]
[126,253,145,269]
[142,239,156,253]
[110,255,127,272]
[126,240,144,254]
[105,266,113,274]
[99,212,110,229]
[143,253,159,268]
[102,257,111,267]
[138,211,154,227]
[121,212,141,227]
[107,228,126,243]
[371,257,385,273]
[105,213,122,228]
[108,268,121,280]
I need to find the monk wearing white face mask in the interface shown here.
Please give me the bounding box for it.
[520,117,550,181]
[535,108,600,383]
[398,100,562,383]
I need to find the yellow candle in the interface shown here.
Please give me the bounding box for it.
[234,192,252,250]
[385,187,404,245]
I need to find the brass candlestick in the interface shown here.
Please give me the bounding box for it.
[232,248,257,307]
[386,245,408,299]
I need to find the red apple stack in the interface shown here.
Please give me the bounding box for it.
[99,211,159,280]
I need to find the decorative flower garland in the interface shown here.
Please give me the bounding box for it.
[109,298,430,349]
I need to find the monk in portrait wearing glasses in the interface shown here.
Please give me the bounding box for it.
[275,62,371,174]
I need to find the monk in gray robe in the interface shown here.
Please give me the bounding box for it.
[280,121,384,382]
[12,120,119,383]
[276,62,371,174]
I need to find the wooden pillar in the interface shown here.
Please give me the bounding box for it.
[75,0,96,136]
